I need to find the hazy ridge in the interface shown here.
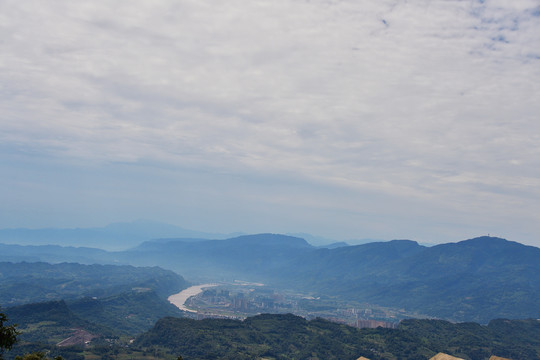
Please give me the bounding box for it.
[1,232,539,323]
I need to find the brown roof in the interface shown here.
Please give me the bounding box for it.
[356,357,371,360]
[429,353,465,360]
[489,356,512,360]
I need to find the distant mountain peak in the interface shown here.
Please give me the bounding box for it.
[387,239,420,246]
[463,236,508,243]
[458,236,539,250]
[228,233,313,248]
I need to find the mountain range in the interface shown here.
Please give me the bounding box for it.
[1,231,538,323]
[0,220,241,250]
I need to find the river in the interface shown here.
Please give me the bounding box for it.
[168,283,218,313]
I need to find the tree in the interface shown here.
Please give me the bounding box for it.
[14,352,63,360]
[0,310,19,359]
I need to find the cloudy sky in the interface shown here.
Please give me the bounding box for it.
[1,0,540,246]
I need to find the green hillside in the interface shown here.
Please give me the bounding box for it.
[3,304,539,359]
[134,314,540,360]
[3,300,109,344]
[0,262,189,306]
[68,289,184,335]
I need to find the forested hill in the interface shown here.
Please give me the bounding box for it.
[4,289,185,340]
[134,313,540,360]
[0,262,189,306]
[1,235,539,322]
[125,235,540,322]
[280,236,540,322]
[125,233,313,279]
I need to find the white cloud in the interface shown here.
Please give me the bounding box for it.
[1,0,539,244]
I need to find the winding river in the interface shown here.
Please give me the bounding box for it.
[168,284,218,313]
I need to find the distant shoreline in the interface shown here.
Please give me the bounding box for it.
[168,284,218,313]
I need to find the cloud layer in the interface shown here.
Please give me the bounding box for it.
[1,0,540,245]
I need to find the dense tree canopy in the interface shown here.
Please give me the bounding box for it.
[14,352,63,360]
[0,310,19,359]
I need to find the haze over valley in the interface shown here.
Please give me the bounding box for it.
[1,222,539,324]
[1,222,539,359]
[1,0,540,358]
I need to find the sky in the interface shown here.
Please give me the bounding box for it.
[1,0,540,246]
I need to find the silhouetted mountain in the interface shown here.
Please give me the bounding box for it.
[0,243,116,264]
[125,233,313,281]
[0,220,239,250]
[286,232,387,247]
[317,241,350,249]
[286,232,338,246]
